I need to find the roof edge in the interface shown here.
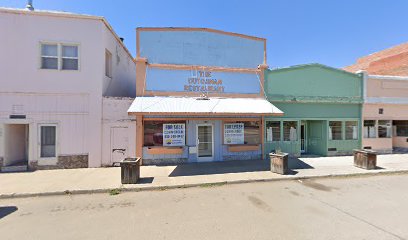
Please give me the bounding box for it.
[268,63,362,78]
[136,27,266,42]
[0,7,135,63]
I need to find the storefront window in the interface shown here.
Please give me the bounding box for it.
[266,121,280,142]
[394,120,408,137]
[224,121,260,145]
[364,120,376,138]
[345,121,358,140]
[329,121,342,140]
[283,121,297,141]
[144,121,186,146]
[378,120,392,138]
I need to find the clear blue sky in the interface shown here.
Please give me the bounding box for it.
[3,0,408,68]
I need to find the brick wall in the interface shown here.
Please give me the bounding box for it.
[344,42,408,76]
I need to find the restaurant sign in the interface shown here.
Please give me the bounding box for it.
[184,71,225,93]
[224,123,244,144]
[163,123,186,146]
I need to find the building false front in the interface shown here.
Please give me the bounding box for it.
[128,28,283,164]
[264,64,364,157]
[362,74,408,153]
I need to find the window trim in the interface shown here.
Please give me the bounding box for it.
[39,42,80,71]
[345,121,359,140]
[377,120,392,138]
[105,49,113,78]
[222,120,261,145]
[328,121,343,141]
[266,121,281,142]
[393,120,408,137]
[38,123,58,161]
[283,120,298,142]
[363,120,377,138]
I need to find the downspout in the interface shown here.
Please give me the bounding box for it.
[356,70,367,149]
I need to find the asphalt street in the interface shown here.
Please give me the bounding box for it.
[1,174,408,240]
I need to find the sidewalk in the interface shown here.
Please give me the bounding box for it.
[0,154,407,199]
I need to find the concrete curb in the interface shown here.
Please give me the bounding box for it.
[1,169,408,200]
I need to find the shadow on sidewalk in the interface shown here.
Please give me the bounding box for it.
[0,206,18,219]
[169,160,270,177]
[168,158,312,177]
[289,157,315,170]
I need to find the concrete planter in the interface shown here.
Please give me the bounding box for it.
[120,158,141,184]
[353,149,377,170]
[269,153,289,175]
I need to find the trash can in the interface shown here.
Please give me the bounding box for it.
[269,153,289,175]
[353,149,377,170]
[120,157,141,184]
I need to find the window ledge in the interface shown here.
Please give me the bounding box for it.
[146,146,184,155]
[228,145,260,152]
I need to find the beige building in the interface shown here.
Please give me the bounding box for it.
[362,73,408,153]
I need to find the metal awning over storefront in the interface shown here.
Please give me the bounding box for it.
[127,96,283,116]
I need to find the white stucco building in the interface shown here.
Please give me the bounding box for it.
[0,6,136,171]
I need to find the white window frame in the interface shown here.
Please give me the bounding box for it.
[378,120,392,138]
[364,120,377,138]
[38,124,58,162]
[39,42,80,71]
[345,121,359,140]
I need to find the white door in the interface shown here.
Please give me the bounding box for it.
[197,124,214,162]
[110,127,129,164]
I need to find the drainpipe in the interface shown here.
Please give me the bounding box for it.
[356,70,367,149]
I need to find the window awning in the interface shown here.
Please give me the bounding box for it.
[127,96,283,116]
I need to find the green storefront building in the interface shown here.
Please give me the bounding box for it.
[264,63,363,157]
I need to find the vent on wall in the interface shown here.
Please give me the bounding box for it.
[10,115,26,119]
[364,146,372,149]
[328,148,337,151]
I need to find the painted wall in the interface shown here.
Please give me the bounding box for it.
[266,64,363,103]
[363,76,408,151]
[367,77,408,98]
[101,97,136,166]
[0,10,135,168]
[363,138,393,152]
[139,30,264,68]
[102,27,136,98]
[264,64,363,156]
[145,68,260,94]
[393,137,408,148]
[271,103,361,119]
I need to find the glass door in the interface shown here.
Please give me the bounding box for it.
[197,124,214,161]
[301,123,306,153]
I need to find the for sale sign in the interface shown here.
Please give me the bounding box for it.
[163,123,185,146]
